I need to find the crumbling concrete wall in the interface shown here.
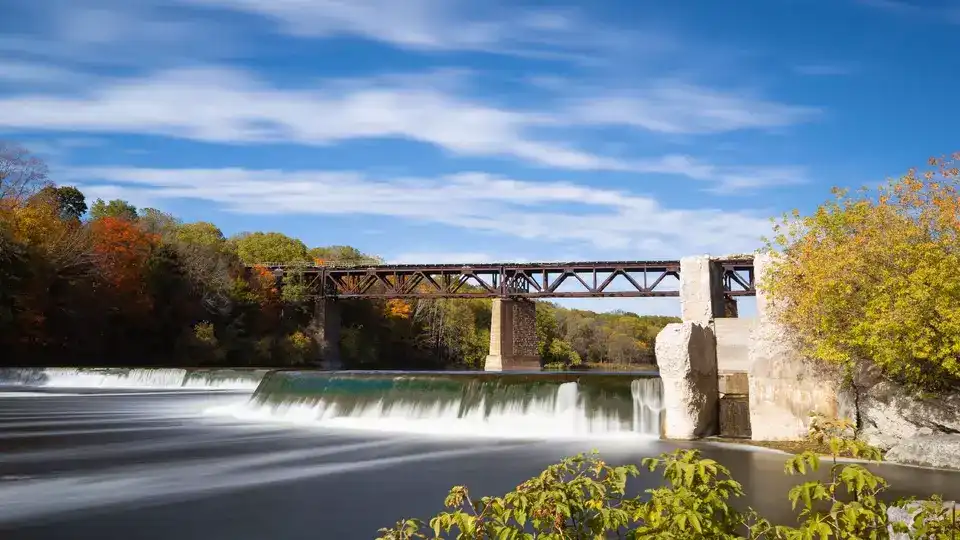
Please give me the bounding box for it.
[679,256,726,325]
[655,322,719,439]
[714,318,754,372]
[747,252,854,440]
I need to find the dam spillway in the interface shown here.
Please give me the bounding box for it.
[231,370,665,438]
[0,367,269,390]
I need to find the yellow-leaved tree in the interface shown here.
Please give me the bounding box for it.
[764,153,960,391]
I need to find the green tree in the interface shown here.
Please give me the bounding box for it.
[90,198,138,221]
[38,185,87,220]
[138,208,181,237]
[231,231,309,264]
[177,221,226,248]
[309,245,381,265]
[764,154,960,390]
[545,339,581,367]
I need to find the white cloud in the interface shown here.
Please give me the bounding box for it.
[0,67,810,189]
[60,166,772,257]
[563,79,821,135]
[389,252,516,264]
[0,60,88,86]
[182,0,612,60]
[0,0,238,70]
[0,67,619,172]
[856,0,960,24]
[185,0,493,49]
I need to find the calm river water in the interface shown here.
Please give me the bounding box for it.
[1,386,959,539]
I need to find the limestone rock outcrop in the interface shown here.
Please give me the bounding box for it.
[853,363,960,450]
[655,322,718,439]
[885,434,960,470]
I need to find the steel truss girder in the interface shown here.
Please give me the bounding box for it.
[255,259,756,299]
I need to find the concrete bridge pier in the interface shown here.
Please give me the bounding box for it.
[309,297,342,370]
[679,255,727,325]
[484,298,540,371]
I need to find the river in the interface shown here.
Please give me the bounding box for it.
[1,370,959,539]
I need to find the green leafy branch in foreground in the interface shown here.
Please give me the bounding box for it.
[377,414,960,539]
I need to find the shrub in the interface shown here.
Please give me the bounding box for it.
[284,330,314,364]
[377,413,960,539]
[763,154,960,391]
[193,321,217,346]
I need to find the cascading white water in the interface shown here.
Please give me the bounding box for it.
[631,378,665,436]
[215,373,666,439]
[0,368,266,390]
[41,368,188,388]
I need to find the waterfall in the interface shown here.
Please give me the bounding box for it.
[631,378,664,436]
[223,371,664,439]
[0,368,267,390]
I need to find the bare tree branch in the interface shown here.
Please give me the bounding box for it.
[0,142,52,203]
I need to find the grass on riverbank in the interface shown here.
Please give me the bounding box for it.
[706,436,889,461]
[709,437,836,455]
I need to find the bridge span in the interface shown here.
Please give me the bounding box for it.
[247,256,757,372]
[253,258,756,299]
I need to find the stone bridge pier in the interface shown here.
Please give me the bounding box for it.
[484,298,540,371]
[309,298,342,370]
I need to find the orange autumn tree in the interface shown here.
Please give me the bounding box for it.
[91,217,158,309]
[385,299,413,319]
[764,153,960,390]
[249,264,280,304]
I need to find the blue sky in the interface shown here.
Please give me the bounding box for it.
[2,0,958,315]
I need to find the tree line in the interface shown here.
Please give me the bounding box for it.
[0,142,677,368]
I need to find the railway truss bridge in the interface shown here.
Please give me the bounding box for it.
[249,257,757,371]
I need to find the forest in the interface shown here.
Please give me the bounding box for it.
[0,142,678,369]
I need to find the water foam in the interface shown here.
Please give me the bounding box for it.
[211,372,665,440]
[0,368,267,391]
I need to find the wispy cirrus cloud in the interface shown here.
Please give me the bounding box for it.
[60,166,772,256]
[180,0,640,62]
[0,67,811,190]
[561,79,821,135]
[0,0,239,71]
[856,0,960,23]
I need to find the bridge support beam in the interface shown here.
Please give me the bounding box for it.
[484,298,540,371]
[679,255,727,325]
[309,298,342,370]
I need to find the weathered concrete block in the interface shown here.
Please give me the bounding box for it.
[655,322,719,439]
[719,394,751,438]
[719,371,749,395]
[886,434,960,470]
[679,255,725,325]
[485,298,540,371]
[748,252,852,440]
[714,318,755,372]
